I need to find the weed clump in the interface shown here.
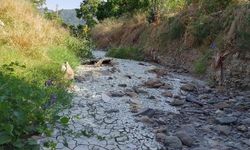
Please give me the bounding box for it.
[106,47,144,61]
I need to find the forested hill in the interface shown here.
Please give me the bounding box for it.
[59,9,85,26]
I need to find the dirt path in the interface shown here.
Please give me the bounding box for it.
[40,51,250,150]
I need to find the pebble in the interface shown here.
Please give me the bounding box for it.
[170,99,185,106]
[176,131,194,147]
[180,84,196,92]
[216,125,231,135]
[164,136,183,150]
[215,116,238,125]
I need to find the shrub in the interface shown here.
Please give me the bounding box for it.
[236,12,250,52]
[194,50,212,74]
[0,62,71,149]
[190,16,222,45]
[106,47,144,61]
[65,37,93,59]
[167,19,185,40]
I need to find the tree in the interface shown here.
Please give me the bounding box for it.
[76,0,101,27]
[30,0,46,7]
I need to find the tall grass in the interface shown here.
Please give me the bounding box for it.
[0,0,91,148]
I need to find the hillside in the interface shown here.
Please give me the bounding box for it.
[59,9,85,26]
[91,1,250,89]
[0,0,90,148]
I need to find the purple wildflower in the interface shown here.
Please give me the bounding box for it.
[210,42,217,49]
[45,79,53,87]
[50,94,57,104]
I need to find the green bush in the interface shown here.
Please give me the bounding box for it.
[106,47,144,61]
[0,62,71,149]
[201,0,234,14]
[190,16,222,45]
[236,13,250,52]
[65,37,93,59]
[194,50,212,74]
[168,19,185,40]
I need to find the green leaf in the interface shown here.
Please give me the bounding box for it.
[3,124,14,136]
[0,131,12,145]
[60,117,70,125]
[13,139,25,148]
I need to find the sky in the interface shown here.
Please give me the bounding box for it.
[45,0,82,10]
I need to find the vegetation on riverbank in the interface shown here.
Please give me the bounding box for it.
[0,0,91,148]
[90,0,250,79]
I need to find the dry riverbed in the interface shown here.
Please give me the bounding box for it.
[39,51,250,150]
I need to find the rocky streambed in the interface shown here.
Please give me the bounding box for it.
[40,51,250,150]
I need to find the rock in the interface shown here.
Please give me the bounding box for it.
[94,58,112,67]
[180,124,197,136]
[156,133,167,143]
[214,102,230,110]
[164,136,183,150]
[118,84,127,87]
[132,86,148,94]
[198,94,210,99]
[139,116,153,124]
[161,83,173,90]
[105,109,119,114]
[237,125,248,132]
[101,93,112,102]
[215,116,238,125]
[162,91,173,98]
[155,127,168,133]
[148,95,156,99]
[130,104,140,113]
[127,98,140,105]
[242,139,250,146]
[108,91,125,97]
[180,84,196,92]
[176,131,194,147]
[241,118,250,126]
[216,125,231,135]
[170,99,185,106]
[125,91,138,98]
[143,79,165,88]
[134,108,156,118]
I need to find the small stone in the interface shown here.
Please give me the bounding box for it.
[162,91,173,98]
[241,118,250,126]
[126,91,138,98]
[242,139,250,146]
[180,84,196,92]
[170,99,185,106]
[237,125,248,132]
[105,109,119,114]
[156,133,167,143]
[148,95,156,99]
[161,83,173,90]
[164,136,183,150]
[180,124,197,136]
[109,91,125,97]
[155,127,168,133]
[139,116,153,123]
[198,94,210,99]
[143,79,165,88]
[118,84,127,87]
[214,102,230,110]
[216,125,231,135]
[215,116,238,125]
[176,131,194,147]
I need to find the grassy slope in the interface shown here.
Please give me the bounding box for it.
[91,1,250,75]
[0,0,90,148]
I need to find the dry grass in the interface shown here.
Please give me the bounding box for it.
[0,0,67,56]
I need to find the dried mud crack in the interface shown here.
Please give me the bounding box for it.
[39,51,250,150]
